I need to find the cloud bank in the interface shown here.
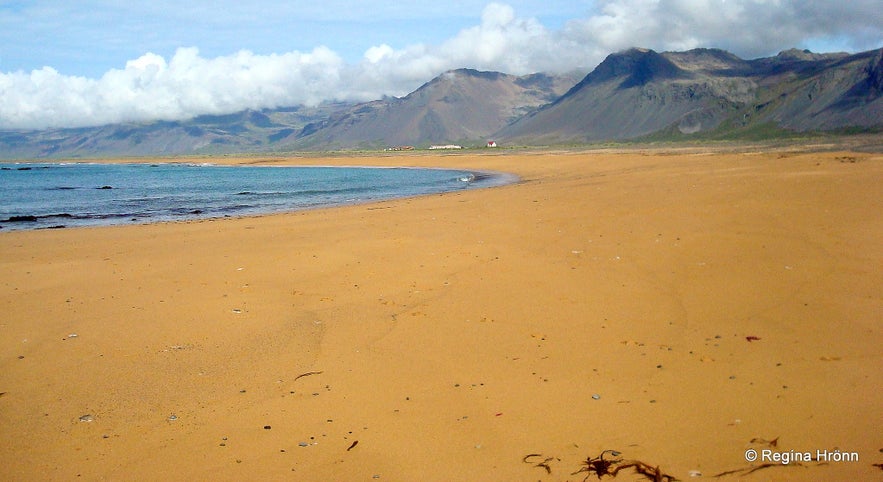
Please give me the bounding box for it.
[1,1,880,130]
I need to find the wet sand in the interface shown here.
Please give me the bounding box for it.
[1,149,881,481]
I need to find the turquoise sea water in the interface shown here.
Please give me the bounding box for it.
[0,162,512,231]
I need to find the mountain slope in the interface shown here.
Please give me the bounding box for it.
[744,48,883,131]
[0,103,354,159]
[497,47,883,143]
[283,69,579,149]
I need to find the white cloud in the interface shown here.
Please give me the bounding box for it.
[0,47,347,129]
[0,1,880,130]
[563,0,883,59]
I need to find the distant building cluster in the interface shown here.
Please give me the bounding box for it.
[383,141,497,151]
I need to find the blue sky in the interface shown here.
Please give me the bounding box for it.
[0,1,588,77]
[1,0,880,129]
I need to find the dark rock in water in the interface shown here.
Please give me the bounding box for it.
[5,215,38,222]
[17,167,32,171]
[97,185,113,190]
[190,209,203,214]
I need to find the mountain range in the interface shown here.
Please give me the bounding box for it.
[499,47,883,143]
[1,46,880,159]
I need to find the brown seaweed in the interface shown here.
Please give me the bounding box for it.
[571,451,679,482]
[524,449,677,481]
[293,370,323,381]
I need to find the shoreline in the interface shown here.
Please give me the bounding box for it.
[0,162,518,232]
[1,149,881,481]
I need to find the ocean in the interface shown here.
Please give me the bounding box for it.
[0,162,512,231]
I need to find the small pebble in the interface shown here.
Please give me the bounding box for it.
[79,414,94,422]
[263,425,271,430]
[298,442,309,447]
[688,469,702,477]
[591,394,601,400]
[168,414,178,421]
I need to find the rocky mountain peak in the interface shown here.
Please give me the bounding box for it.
[578,47,688,89]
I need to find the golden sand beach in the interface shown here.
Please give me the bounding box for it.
[1,149,881,481]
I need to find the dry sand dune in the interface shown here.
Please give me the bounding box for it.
[1,149,881,481]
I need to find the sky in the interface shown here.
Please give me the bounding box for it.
[0,0,880,130]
